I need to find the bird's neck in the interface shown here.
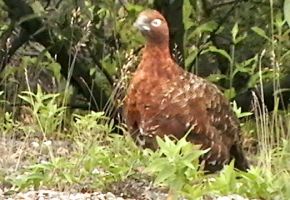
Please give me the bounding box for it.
[141,42,172,67]
[138,42,181,78]
[143,41,171,58]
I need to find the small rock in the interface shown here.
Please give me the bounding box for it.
[215,194,249,200]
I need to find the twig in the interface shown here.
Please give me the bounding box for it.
[0,26,31,72]
[117,0,129,13]
[188,0,243,72]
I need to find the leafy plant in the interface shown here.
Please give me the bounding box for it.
[285,0,290,27]
[231,101,253,119]
[9,157,75,191]
[146,135,207,198]
[72,111,112,138]
[18,85,66,136]
[208,161,238,195]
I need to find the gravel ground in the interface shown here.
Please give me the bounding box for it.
[1,189,169,200]
[2,190,126,200]
[0,138,250,200]
[1,189,250,200]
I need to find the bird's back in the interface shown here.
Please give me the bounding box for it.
[124,9,249,172]
[124,59,248,172]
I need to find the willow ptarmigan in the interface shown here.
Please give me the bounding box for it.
[123,9,249,172]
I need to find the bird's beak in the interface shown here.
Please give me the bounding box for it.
[134,15,150,32]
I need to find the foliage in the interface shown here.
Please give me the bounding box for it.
[0,0,290,199]
[4,111,145,193]
[284,0,290,27]
[1,106,290,199]
[146,136,290,199]
[231,101,253,119]
[146,135,207,198]
[18,85,66,135]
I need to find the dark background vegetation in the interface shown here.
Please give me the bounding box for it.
[0,0,289,123]
[1,1,290,199]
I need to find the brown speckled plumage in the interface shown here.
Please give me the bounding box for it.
[124,10,249,172]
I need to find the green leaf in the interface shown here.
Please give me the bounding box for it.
[155,168,174,185]
[185,50,198,70]
[231,101,253,118]
[203,46,232,63]
[126,3,144,13]
[231,23,239,44]
[224,88,236,99]
[63,173,74,184]
[31,1,45,13]
[206,74,227,83]
[284,0,290,27]
[191,21,218,36]
[251,26,271,41]
[231,23,247,45]
[183,0,195,29]
[148,157,169,172]
[18,94,33,104]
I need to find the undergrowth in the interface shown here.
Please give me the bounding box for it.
[0,87,290,200]
[0,1,290,200]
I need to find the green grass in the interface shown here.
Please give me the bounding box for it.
[1,86,290,199]
[0,1,290,199]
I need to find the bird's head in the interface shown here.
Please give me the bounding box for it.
[134,9,169,45]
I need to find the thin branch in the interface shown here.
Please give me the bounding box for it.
[209,0,238,11]
[88,48,114,86]
[188,0,242,72]
[209,0,281,11]
[0,29,31,72]
[0,22,15,72]
[117,0,129,13]
[2,0,115,113]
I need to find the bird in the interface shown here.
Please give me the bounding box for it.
[123,9,249,172]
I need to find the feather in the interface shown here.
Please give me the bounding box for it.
[123,9,249,172]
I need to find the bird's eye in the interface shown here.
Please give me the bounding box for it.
[151,19,162,27]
